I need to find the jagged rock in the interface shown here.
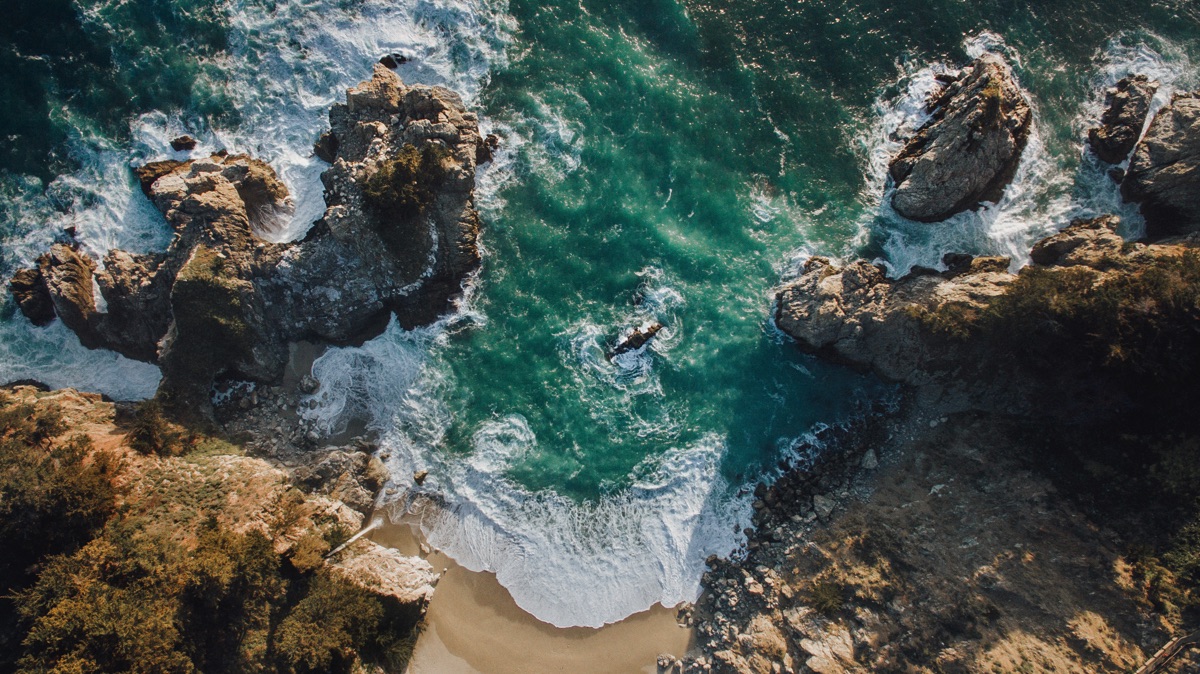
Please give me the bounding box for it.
[293,450,389,515]
[328,539,437,614]
[609,322,664,360]
[774,253,1014,384]
[813,494,836,521]
[8,268,54,326]
[1122,91,1200,236]
[170,135,198,152]
[861,449,879,470]
[1088,75,1158,164]
[1029,215,1126,267]
[413,469,429,485]
[476,133,500,165]
[298,374,320,395]
[11,66,482,417]
[889,54,1032,222]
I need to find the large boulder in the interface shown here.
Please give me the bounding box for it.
[1088,75,1158,164]
[10,66,482,416]
[888,54,1033,222]
[1121,91,1200,236]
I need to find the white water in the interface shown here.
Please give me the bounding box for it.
[852,32,1197,278]
[0,0,513,398]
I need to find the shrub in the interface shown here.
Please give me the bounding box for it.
[272,573,383,674]
[362,143,451,257]
[126,399,184,456]
[810,580,844,616]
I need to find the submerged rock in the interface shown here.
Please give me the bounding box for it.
[1121,91,1200,236]
[1088,75,1158,164]
[888,53,1032,222]
[11,65,482,417]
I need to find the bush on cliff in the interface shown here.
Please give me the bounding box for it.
[12,516,394,674]
[125,399,185,456]
[363,143,450,256]
[0,394,119,670]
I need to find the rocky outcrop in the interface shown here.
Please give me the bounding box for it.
[1121,91,1200,235]
[775,216,1197,414]
[775,252,1014,385]
[11,65,482,415]
[328,539,438,609]
[888,54,1032,222]
[1088,75,1158,164]
[293,449,390,515]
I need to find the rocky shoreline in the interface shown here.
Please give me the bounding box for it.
[670,71,1200,674]
[10,64,485,417]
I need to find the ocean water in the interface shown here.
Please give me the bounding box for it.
[3,0,1199,627]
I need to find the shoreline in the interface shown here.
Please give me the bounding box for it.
[370,522,695,674]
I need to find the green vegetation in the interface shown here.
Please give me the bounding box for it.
[362,143,451,257]
[921,252,1200,412]
[168,245,255,395]
[809,580,845,616]
[126,399,185,456]
[978,77,1004,128]
[0,392,418,673]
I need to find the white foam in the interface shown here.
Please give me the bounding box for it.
[856,32,1200,277]
[0,318,160,400]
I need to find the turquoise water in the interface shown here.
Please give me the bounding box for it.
[3,0,1200,626]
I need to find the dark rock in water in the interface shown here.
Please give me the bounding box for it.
[888,53,1032,222]
[1088,75,1158,165]
[8,268,55,326]
[609,322,663,359]
[941,252,975,273]
[476,133,500,165]
[10,65,483,418]
[1121,91,1200,236]
[413,470,429,485]
[298,374,320,395]
[313,131,339,163]
[379,53,408,69]
[1108,166,1126,183]
[170,135,198,152]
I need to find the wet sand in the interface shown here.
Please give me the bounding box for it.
[371,523,694,674]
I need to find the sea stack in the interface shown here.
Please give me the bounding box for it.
[888,53,1033,222]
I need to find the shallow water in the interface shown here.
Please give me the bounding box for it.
[2,0,1199,627]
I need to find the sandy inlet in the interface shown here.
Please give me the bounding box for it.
[370,523,694,674]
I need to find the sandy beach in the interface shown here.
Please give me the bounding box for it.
[370,523,694,674]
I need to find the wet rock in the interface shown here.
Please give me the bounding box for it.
[298,374,320,395]
[1088,75,1158,164]
[8,268,55,326]
[379,52,408,69]
[313,131,339,163]
[170,135,198,152]
[413,469,429,485]
[888,53,1032,222]
[609,322,664,359]
[1122,91,1200,236]
[476,133,500,165]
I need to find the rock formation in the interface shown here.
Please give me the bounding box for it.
[1121,91,1200,235]
[1088,75,1158,164]
[888,53,1032,222]
[9,65,482,415]
[775,216,1196,415]
[609,322,663,360]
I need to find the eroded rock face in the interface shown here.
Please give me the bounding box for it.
[775,253,1014,385]
[11,66,482,415]
[1088,75,1158,164]
[888,54,1032,222]
[1122,91,1200,236]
